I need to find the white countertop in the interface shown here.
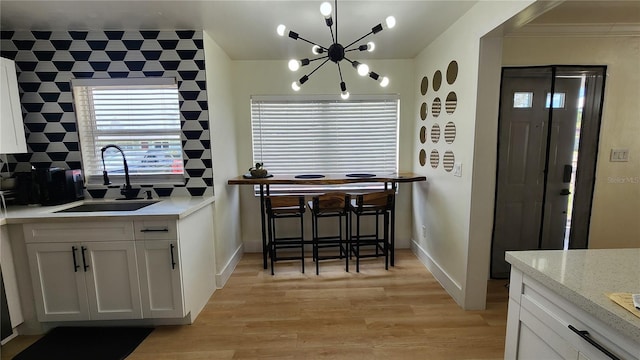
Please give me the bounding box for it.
[1,196,214,224]
[506,249,640,343]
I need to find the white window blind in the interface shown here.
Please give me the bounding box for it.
[251,95,399,193]
[72,78,184,185]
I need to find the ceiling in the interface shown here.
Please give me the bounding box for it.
[1,1,639,61]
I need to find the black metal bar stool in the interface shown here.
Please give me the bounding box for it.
[308,192,350,275]
[349,190,395,272]
[265,195,306,275]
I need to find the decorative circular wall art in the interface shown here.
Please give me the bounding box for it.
[443,150,455,172]
[430,149,439,169]
[444,122,456,144]
[445,91,457,114]
[433,70,442,91]
[420,126,427,144]
[419,149,427,167]
[420,76,429,96]
[447,60,458,85]
[432,97,441,118]
[431,123,441,143]
[420,102,427,120]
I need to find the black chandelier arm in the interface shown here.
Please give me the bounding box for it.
[337,61,345,82]
[344,30,374,50]
[289,31,328,50]
[345,47,369,53]
[306,58,331,78]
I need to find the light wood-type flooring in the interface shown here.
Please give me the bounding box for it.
[1,250,509,360]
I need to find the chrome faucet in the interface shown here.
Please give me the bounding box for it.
[100,144,140,199]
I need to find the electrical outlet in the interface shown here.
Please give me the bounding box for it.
[453,162,462,177]
[421,225,427,240]
[610,149,629,162]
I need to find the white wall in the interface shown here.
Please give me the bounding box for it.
[203,32,243,286]
[231,59,416,251]
[502,35,640,249]
[411,1,534,310]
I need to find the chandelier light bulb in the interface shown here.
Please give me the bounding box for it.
[292,81,301,91]
[357,63,370,76]
[312,45,322,55]
[341,91,350,100]
[288,59,300,71]
[276,24,286,36]
[367,42,375,52]
[385,16,396,29]
[379,76,390,87]
[320,2,332,17]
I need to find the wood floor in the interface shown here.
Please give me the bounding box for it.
[1,250,509,360]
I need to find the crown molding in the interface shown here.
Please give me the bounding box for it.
[507,23,640,37]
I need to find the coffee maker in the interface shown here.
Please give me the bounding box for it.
[15,167,84,205]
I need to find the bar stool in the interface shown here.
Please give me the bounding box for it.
[265,195,306,275]
[349,190,395,272]
[308,192,350,275]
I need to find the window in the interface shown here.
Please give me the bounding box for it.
[72,78,184,186]
[513,92,533,108]
[251,95,399,193]
[546,92,566,109]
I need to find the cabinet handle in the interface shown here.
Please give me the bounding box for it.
[140,228,169,233]
[71,246,80,272]
[568,325,621,360]
[170,243,176,270]
[81,246,89,272]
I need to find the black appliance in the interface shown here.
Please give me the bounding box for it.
[14,168,84,205]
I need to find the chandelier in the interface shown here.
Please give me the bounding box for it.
[277,0,395,99]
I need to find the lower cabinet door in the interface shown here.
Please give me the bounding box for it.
[518,307,579,360]
[83,241,142,320]
[136,240,185,318]
[26,243,90,321]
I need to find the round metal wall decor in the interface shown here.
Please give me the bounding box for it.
[420,126,427,144]
[419,149,427,167]
[445,92,457,114]
[431,123,441,143]
[443,150,455,172]
[420,76,429,96]
[433,70,442,91]
[432,97,441,118]
[446,60,458,85]
[430,149,439,169]
[420,102,427,120]
[444,122,456,144]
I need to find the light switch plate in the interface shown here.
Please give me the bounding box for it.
[453,162,462,177]
[610,149,629,162]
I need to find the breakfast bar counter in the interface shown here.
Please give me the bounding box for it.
[228,172,426,269]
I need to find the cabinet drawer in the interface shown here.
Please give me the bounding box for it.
[24,221,134,243]
[521,276,638,360]
[134,219,177,240]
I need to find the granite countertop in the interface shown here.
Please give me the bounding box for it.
[506,249,640,344]
[2,195,215,224]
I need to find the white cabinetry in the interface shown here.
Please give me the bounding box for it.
[24,221,142,321]
[134,218,184,318]
[21,202,216,325]
[1,223,24,337]
[505,268,639,360]
[0,57,27,154]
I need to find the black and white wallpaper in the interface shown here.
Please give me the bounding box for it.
[0,30,212,198]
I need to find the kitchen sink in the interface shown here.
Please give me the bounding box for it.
[55,200,159,213]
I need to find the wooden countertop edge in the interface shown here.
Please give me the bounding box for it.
[227,173,427,185]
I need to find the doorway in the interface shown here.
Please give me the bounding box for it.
[491,66,606,279]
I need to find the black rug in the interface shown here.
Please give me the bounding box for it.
[13,326,154,360]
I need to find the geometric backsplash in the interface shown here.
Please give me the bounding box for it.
[0,30,212,198]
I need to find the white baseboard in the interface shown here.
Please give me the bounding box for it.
[410,239,464,307]
[216,243,244,289]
